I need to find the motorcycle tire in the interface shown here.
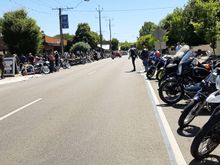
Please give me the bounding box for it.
[156,68,165,81]
[158,72,177,87]
[159,79,184,105]
[191,108,220,159]
[146,66,156,80]
[178,100,202,129]
[42,66,50,74]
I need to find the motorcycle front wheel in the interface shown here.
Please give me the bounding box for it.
[146,66,156,80]
[156,68,165,81]
[159,79,184,105]
[191,109,220,159]
[178,100,203,129]
[42,66,50,74]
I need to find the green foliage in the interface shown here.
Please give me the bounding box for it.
[160,0,220,47]
[120,41,132,51]
[73,23,98,49]
[1,9,42,55]
[111,38,119,50]
[136,34,156,50]
[139,22,157,37]
[70,42,91,54]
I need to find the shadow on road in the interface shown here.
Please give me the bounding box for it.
[189,155,220,165]
[177,125,200,137]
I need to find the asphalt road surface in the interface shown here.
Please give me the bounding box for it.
[0,55,219,165]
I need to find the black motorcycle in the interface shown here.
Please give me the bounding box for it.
[158,50,210,105]
[34,59,50,74]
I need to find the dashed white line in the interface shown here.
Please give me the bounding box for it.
[0,98,42,121]
[88,71,97,75]
[145,79,187,165]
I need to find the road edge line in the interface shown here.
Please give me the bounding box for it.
[144,79,187,165]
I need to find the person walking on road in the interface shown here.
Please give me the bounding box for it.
[128,45,138,71]
[0,53,5,79]
[140,46,149,72]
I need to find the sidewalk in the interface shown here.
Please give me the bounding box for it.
[0,74,41,85]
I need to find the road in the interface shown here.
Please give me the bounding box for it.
[0,55,219,165]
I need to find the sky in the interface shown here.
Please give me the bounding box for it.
[0,0,189,42]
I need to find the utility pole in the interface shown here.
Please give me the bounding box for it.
[52,0,90,56]
[109,19,112,52]
[97,5,103,57]
[52,7,73,57]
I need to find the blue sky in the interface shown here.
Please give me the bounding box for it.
[0,0,188,42]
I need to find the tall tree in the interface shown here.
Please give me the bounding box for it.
[139,21,157,37]
[73,23,98,49]
[1,9,42,55]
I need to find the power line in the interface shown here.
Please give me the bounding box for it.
[9,0,55,15]
[71,6,177,13]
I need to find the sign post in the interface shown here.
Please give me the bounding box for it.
[153,27,166,53]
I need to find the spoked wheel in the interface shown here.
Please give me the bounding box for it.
[146,66,156,80]
[159,80,184,105]
[178,100,204,129]
[191,114,220,159]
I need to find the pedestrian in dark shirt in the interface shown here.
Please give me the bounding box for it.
[128,45,138,71]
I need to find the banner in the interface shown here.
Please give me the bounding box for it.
[61,15,69,29]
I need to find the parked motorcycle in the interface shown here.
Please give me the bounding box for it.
[34,59,50,74]
[60,58,71,69]
[190,71,220,159]
[178,68,217,129]
[158,50,210,105]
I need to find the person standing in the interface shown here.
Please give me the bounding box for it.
[0,53,5,79]
[48,51,55,73]
[140,46,149,72]
[128,45,138,71]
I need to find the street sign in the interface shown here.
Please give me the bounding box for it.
[153,27,166,41]
[61,15,69,29]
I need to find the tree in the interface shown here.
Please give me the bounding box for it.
[54,33,74,41]
[1,9,42,55]
[111,38,119,50]
[70,42,91,55]
[120,41,132,51]
[136,35,156,50]
[139,21,157,37]
[73,23,98,49]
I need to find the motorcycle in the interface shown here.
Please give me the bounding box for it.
[34,59,50,74]
[178,68,217,129]
[157,45,190,87]
[158,50,211,105]
[190,70,220,159]
[60,58,71,69]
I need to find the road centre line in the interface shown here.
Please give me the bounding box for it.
[145,80,187,165]
[88,71,97,75]
[0,98,42,122]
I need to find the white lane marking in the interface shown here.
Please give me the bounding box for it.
[88,71,97,75]
[0,98,42,121]
[145,80,187,165]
